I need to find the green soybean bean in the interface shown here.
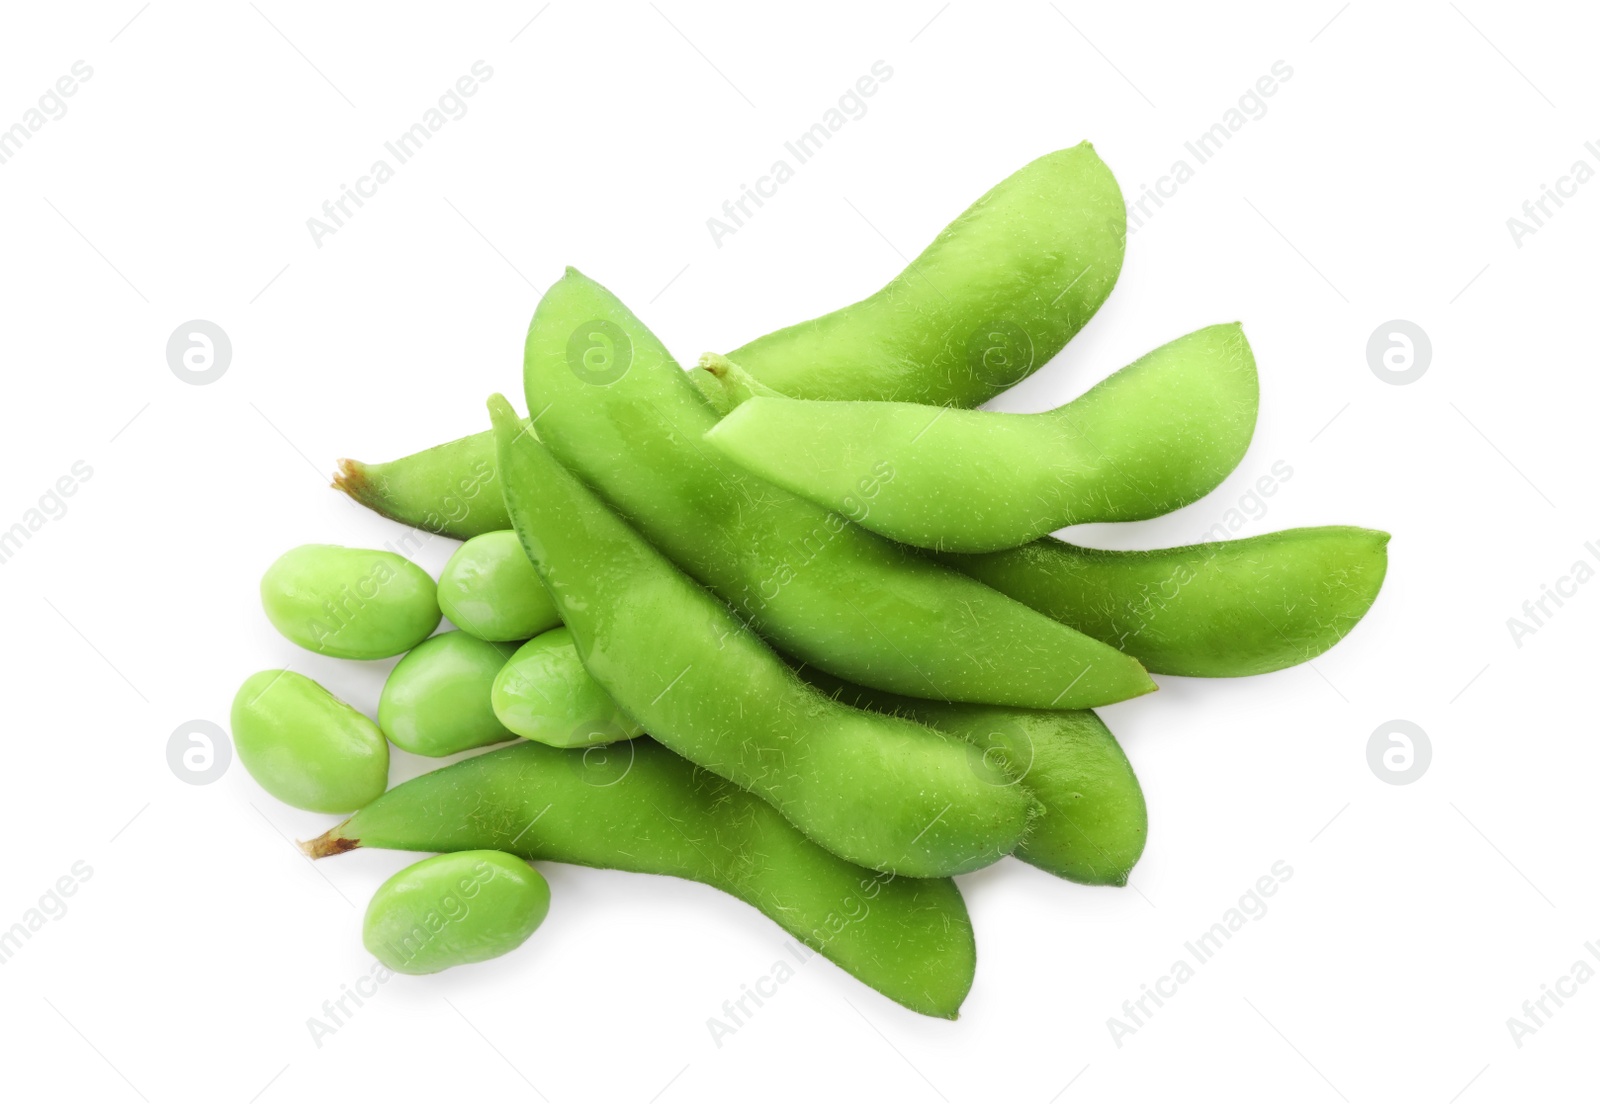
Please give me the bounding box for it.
[364,850,550,974]
[232,670,389,812]
[726,143,1126,406]
[705,324,1259,553]
[334,147,1124,538]
[261,544,440,660]
[944,527,1390,677]
[520,269,1153,709]
[491,627,643,747]
[334,433,506,541]
[378,631,518,756]
[490,394,1032,877]
[437,530,561,642]
[304,740,976,1017]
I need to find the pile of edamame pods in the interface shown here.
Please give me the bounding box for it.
[234,143,1389,1018]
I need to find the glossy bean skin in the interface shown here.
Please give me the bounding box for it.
[378,632,518,757]
[726,144,1126,406]
[364,851,550,974]
[260,544,440,660]
[706,324,1258,553]
[490,394,1032,877]
[232,670,389,812]
[944,527,1390,677]
[334,433,506,540]
[519,270,1153,709]
[305,741,976,1018]
[437,531,561,642]
[822,681,1147,886]
[491,628,643,747]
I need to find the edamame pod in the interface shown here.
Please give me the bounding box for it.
[232,670,389,812]
[490,394,1032,877]
[726,143,1126,406]
[334,433,506,541]
[705,324,1259,553]
[334,147,1125,536]
[491,627,643,747]
[520,269,1154,709]
[378,631,518,756]
[364,851,550,974]
[304,741,977,1017]
[437,530,561,642]
[260,544,440,660]
[944,527,1390,677]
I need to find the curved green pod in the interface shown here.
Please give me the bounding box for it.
[304,740,977,1018]
[490,393,1032,877]
[334,433,507,541]
[519,269,1153,710]
[726,143,1126,406]
[334,147,1124,537]
[705,324,1258,553]
[944,527,1390,677]
[364,851,550,974]
[491,628,644,747]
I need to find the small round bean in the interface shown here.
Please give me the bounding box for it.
[379,632,519,756]
[232,670,389,812]
[261,544,439,659]
[437,531,560,642]
[704,324,1259,553]
[491,628,643,747]
[364,850,550,975]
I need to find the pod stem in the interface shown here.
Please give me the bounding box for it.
[331,458,377,508]
[299,829,360,860]
[697,353,783,407]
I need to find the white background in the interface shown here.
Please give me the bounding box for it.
[0,2,1592,1104]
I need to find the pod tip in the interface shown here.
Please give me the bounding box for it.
[300,831,359,860]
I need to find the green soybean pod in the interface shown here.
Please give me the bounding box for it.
[378,632,518,756]
[520,269,1153,710]
[231,670,389,812]
[490,393,1031,878]
[364,850,550,974]
[260,544,440,660]
[943,527,1391,677]
[331,369,731,541]
[491,627,643,747]
[705,324,1259,553]
[304,740,975,1017]
[437,531,561,642]
[727,143,1126,406]
[810,674,1147,886]
[335,433,506,541]
[333,147,1124,538]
